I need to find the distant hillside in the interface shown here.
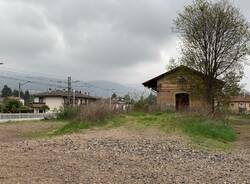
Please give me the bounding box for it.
[80,80,144,97]
[0,71,144,98]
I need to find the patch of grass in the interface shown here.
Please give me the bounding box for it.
[230,115,250,122]
[182,119,236,142]
[54,122,90,135]
[53,116,117,135]
[19,121,67,138]
[189,136,233,151]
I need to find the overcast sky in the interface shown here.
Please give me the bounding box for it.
[0,0,249,89]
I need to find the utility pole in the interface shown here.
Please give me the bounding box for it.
[109,89,115,106]
[67,76,71,105]
[73,89,76,107]
[19,81,31,98]
[18,83,21,98]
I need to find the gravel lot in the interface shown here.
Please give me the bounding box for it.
[0,126,250,184]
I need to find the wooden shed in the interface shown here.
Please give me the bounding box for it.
[143,65,224,111]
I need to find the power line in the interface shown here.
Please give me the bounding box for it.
[0,74,67,89]
[0,68,124,96]
[0,67,117,92]
[0,66,67,81]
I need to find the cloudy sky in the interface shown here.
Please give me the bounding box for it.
[0,0,249,89]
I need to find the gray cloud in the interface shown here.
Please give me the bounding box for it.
[0,0,249,89]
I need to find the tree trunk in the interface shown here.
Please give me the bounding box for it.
[205,77,215,113]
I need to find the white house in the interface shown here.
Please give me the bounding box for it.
[31,90,97,113]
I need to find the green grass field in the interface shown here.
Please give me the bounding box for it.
[4,112,236,150]
[53,112,237,150]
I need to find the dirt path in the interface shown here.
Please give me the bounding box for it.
[232,118,250,153]
[0,124,249,183]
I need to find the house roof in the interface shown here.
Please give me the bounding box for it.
[6,96,23,100]
[230,96,250,102]
[0,96,23,102]
[142,65,225,91]
[33,90,97,100]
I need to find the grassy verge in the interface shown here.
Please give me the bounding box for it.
[53,119,110,135]
[0,120,67,139]
[21,121,67,138]
[229,115,250,122]
[54,111,236,150]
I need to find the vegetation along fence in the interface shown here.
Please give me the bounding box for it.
[0,113,57,123]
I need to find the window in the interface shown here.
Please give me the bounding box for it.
[231,103,234,107]
[39,97,44,103]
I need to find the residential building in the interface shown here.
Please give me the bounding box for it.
[229,96,250,114]
[143,65,224,111]
[111,98,130,111]
[31,90,97,113]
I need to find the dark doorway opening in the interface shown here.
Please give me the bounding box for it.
[176,93,189,111]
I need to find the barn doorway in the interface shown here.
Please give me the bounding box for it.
[175,93,189,111]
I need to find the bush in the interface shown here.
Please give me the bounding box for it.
[55,102,125,135]
[57,106,79,120]
[2,99,22,113]
[57,102,124,122]
[76,102,121,122]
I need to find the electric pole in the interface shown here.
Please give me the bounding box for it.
[73,89,76,107]
[19,81,31,98]
[67,76,72,105]
[18,83,21,98]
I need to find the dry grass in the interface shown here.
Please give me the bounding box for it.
[76,103,122,122]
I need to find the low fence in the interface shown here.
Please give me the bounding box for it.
[0,113,57,123]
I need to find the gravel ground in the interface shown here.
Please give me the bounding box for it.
[0,127,249,184]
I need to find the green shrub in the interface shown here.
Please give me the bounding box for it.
[77,103,118,122]
[2,99,22,113]
[57,106,79,120]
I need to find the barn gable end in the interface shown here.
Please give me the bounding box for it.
[143,66,224,110]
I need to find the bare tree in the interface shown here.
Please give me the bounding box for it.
[166,57,180,71]
[174,0,250,111]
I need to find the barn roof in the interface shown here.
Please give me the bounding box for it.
[230,96,250,102]
[142,65,224,91]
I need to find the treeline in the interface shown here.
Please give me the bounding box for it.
[111,92,157,112]
[0,85,33,113]
[111,93,156,104]
[1,85,31,101]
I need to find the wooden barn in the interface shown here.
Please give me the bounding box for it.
[143,65,224,111]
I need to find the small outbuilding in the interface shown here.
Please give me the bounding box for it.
[143,65,224,111]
